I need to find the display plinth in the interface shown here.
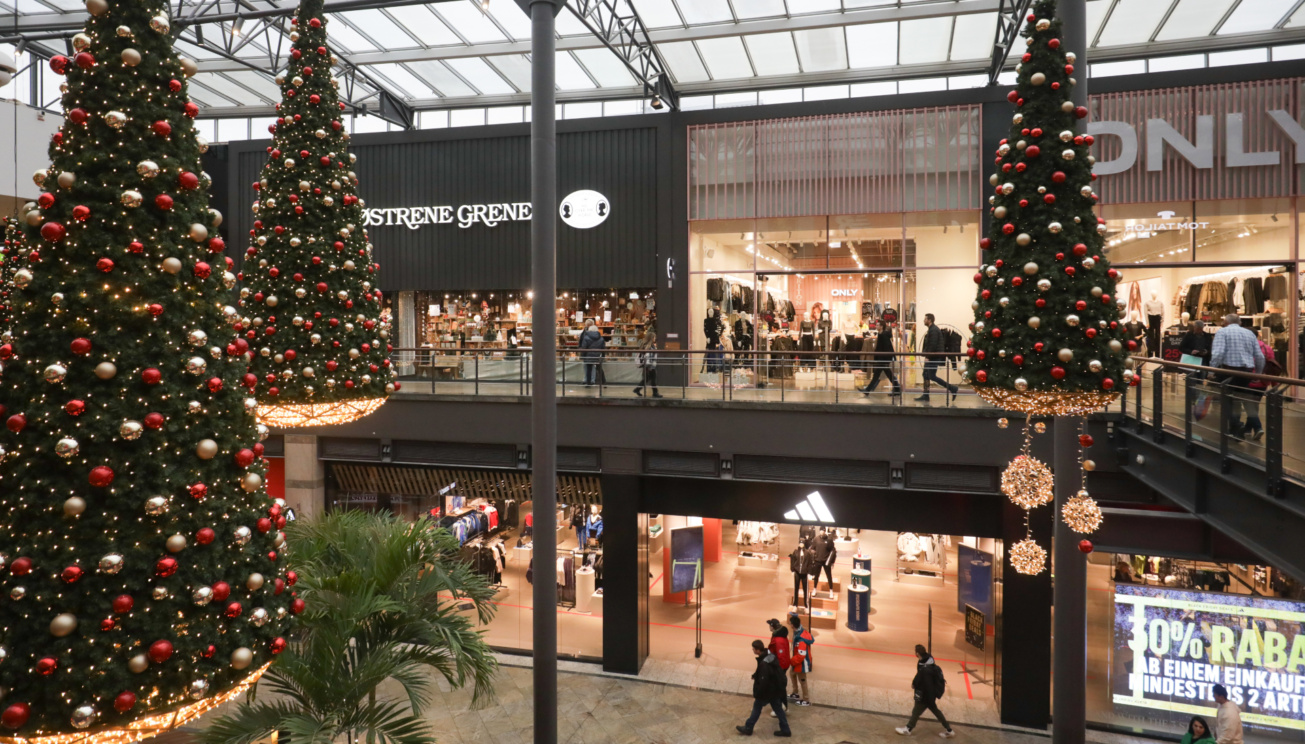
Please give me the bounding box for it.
[810,592,840,611]
[898,566,944,586]
[851,567,871,590]
[808,607,838,629]
[852,555,872,573]
[846,584,870,632]
[576,567,596,612]
[815,579,841,593]
[737,552,779,568]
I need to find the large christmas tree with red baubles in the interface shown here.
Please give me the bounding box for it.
[968,0,1128,575]
[240,0,393,429]
[0,0,297,736]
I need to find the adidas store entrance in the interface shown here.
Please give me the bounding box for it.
[635,478,1011,726]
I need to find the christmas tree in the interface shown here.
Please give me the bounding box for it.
[0,0,297,736]
[1,218,26,332]
[240,0,393,429]
[968,0,1129,574]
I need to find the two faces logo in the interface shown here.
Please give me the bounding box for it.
[559,190,610,229]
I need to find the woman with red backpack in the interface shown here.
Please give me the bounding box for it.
[1242,337,1280,441]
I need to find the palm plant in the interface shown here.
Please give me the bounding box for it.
[199,510,499,744]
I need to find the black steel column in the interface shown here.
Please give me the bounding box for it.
[1053,4,1089,743]
[526,1,563,742]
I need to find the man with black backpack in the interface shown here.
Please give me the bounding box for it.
[896,644,955,738]
[738,639,791,737]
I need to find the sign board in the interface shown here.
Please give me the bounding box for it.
[559,189,611,229]
[1113,584,1305,733]
[670,526,705,594]
[965,604,985,651]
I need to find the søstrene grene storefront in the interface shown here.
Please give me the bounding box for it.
[223,65,1305,739]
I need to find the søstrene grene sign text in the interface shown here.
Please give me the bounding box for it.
[364,202,532,230]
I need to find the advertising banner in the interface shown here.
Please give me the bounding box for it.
[1113,584,1305,733]
[670,526,705,595]
[966,605,986,651]
[957,545,993,617]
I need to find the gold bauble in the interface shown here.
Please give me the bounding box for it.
[1001,455,1054,510]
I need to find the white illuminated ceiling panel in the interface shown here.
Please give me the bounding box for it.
[846,22,898,69]
[745,32,801,77]
[1096,0,1172,46]
[794,27,848,72]
[698,36,755,80]
[898,16,952,65]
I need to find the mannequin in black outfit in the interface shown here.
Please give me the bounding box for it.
[789,539,817,608]
[814,531,837,591]
[704,308,724,372]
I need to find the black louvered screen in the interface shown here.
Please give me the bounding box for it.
[391,440,517,469]
[557,447,601,472]
[904,464,998,493]
[643,450,719,477]
[319,437,382,461]
[733,455,889,487]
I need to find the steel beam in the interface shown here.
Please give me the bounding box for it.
[567,0,677,109]
[988,0,1033,84]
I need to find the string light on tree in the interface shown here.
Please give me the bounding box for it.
[241,0,393,428]
[0,0,296,738]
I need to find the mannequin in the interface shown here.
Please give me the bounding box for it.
[734,313,754,352]
[789,538,817,608]
[799,309,816,369]
[818,309,832,355]
[812,529,837,592]
[1144,290,1164,357]
[704,308,724,373]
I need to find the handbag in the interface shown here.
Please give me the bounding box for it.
[1193,394,1213,421]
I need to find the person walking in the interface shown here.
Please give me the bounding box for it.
[1208,314,1264,439]
[578,319,605,387]
[859,320,901,399]
[1179,320,1212,366]
[896,644,955,738]
[1213,684,1243,744]
[1181,716,1216,744]
[766,619,792,719]
[916,314,957,405]
[737,639,791,737]
[787,613,813,707]
[633,329,662,398]
[1242,337,1277,441]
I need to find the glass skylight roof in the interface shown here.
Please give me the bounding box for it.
[5,0,1300,117]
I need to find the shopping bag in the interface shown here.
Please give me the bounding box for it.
[1180,354,1204,367]
[1193,393,1213,421]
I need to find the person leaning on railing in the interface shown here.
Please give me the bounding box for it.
[1208,314,1265,441]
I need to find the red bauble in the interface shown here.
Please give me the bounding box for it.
[178,171,200,190]
[1006,90,1018,103]
[61,565,84,583]
[2,703,31,730]
[114,692,137,713]
[212,581,231,601]
[274,578,286,595]
[112,594,134,613]
[291,597,306,614]
[284,350,296,361]
[89,466,114,487]
[183,102,200,118]
[975,370,988,383]
[143,412,165,429]
[1074,106,1088,119]
[36,658,57,676]
[1034,342,1045,352]
[326,360,338,372]
[1025,145,1040,158]
[208,237,225,253]
[242,373,258,388]
[37,192,55,209]
[309,94,320,104]
[0,345,12,360]
[73,52,95,69]
[152,120,172,136]
[1102,378,1115,390]
[979,237,992,250]
[193,261,211,279]
[196,527,216,545]
[225,601,243,618]
[100,618,116,631]
[5,414,24,433]
[286,570,298,586]
[154,194,174,211]
[344,380,354,389]
[1066,64,1075,74]
[156,557,178,577]
[142,367,162,384]
[10,556,31,575]
[1011,277,1023,287]
[1127,340,1138,351]
[169,78,182,93]
[1050,367,1066,379]
[976,350,986,361]
[1075,300,1087,311]
[207,377,224,392]
[1078,540,1094,554]
[1065,267,1076,276]
[96,257,114,273]
[316,282,328,292]
[148,639,174,663]
[40,221,66,242]
[234,449,256,467]
[70,338,92,355]
[1079,434,1094,447]
[256,517,272,533]
[1043,194,1055,204]
[253,443,265,457]
[1085,328,1097,339]
[1107,268,1120,280]
[270,637,288,654]
[203,645,216,658]
[49,55,69,74]
[1051,171,1066,183]
[991,328,1002,338]
[1048,38,1061,49]
[190,482,208,499]
[68,108,89,124]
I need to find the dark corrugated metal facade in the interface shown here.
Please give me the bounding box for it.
[231,127,658,291]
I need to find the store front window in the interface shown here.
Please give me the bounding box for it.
[325,463,604,661]
[1086,552,1305,743]
[646,517,999,707]
[688,213,979,387]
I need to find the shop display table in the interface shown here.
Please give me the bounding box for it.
[852,555,872,573]
[576,567,596,613]
[846,584,870,632]
[737,552,779,568]
[808,607,838,629]
[810,591,839,611]
[815,579,841,593]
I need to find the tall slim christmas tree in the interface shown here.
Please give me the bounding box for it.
[968,0,1129,574]
[0,218,26,332]
[0,0,297,737]
[240,0,393,429]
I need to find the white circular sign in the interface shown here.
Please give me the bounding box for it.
[559,190,610,229]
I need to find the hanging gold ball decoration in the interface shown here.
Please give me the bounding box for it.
[1062,490,1103,534]
[1001,455,1054,510]
[1010,538,1048,576]
[997,417,1009,429]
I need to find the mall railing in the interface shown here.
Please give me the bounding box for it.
[1126,357,1305,487]
[388,346,1132,413]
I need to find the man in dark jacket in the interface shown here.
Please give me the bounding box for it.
[578,319,605,386]
[738,640,791,737]
[896,645,955,737]
[917,314,958,404]
[1179,320,1212,366]
[858,321,901,398]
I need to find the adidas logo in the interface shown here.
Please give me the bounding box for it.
[783,491,835,524]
